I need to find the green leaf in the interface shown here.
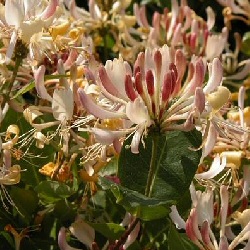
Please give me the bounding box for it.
[100,178,170,221]
[118,130,201,201]
[168,222,199,250]
[53,199,76,222]
[35,180,73,203]
[89,222,125,240]
[10,187,39,224]
[241,32,250,56]
[0,231,15,248]
[11,81,35,99]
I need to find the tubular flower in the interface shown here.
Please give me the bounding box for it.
[78,44,228,153]
[171,184,250,250]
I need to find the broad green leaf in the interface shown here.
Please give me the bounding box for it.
[118,130,201,201]
[10,187,39,224]
[89,222,125,240]
[35,180,73,203]
[100,178,170,221]
[168,222,199,250]
[241,32,250,56]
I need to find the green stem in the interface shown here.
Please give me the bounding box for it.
[1,58,22,109]
[145,135,159,197]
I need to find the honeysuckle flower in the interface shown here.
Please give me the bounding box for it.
[79,44,229,153]
[2,0,59,63]
[172,184,250,250]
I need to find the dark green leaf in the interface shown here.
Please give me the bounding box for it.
[35,181,73,203]
[241,32,250,56]
[89,222,125,240]
[100,178,170,221]
[10,187,39,224]
[168,222,199,250]
[118,130,201,201]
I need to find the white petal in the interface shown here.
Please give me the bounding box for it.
[58,227,81,250]
[201,123,218,160]
[203,58,223,94]
[126,98,151,125]
[206,7,215,31]
[104,58,128,99]
[34,65,53,102]
[52,88,73,121]
[5,0,24,27]
[195,155,226,180]
[130,126,144,154]
[91,128,127,145]
[169,205,186,229]
[69,219,95,248]
[5,30,18,64]
[78,89,126,119]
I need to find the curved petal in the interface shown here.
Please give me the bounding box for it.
[126,98,151,125]
[78,89,126,119]
[169,205,186,229]
[195,155,226,180]
[201,123,218,160]
[130,125,145,154]
[206,7,215,31]
[58,227,81,250]
[5,0,24,27]
[52,88,73,121]
[34,65,53,102]
[5,29,18,64]
[203,58,223,94]
[40,0,59,20]
[69,219,95,248]
[91,128,127,145]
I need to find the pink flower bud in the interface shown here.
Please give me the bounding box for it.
[99,66,119,97]
[154,50,162,75]
[146,70,154,96]
[162,72,173,102]
[135,72,143,95]
[194,87,205,114]
[125,75,137,101]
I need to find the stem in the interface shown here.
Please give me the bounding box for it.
[1,58,22,109]
[112,218,140,250]
[144,136,159,197]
